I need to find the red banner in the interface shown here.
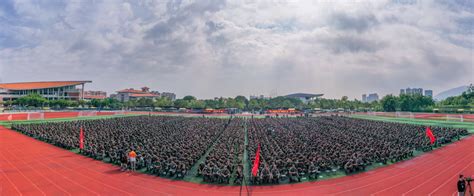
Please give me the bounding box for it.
[251,143,261,177]
[426,127,436,145]
[79,127,84,149]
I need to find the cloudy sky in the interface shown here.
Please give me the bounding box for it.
[0,0,472,99]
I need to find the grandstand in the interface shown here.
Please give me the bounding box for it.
[0,81,92,101]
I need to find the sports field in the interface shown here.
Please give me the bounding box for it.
[0,113,473,195]
[351,115,474,133]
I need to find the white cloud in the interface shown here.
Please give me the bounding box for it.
[0,0,472,99]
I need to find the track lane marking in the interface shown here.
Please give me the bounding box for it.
[2,146,72,196]
[0,150,46,195]
[427,161,474,195]
[19,145,134,196]
[334,144,474,195]
[402,160,474,195]
[0,167,23,196]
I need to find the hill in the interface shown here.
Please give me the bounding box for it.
[434,85,469,100]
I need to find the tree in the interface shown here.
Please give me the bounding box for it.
[267,97,303,109]
[154,97,173,108]
[232,96,247,110]
[234,95,249,104]
[225,98,239,109]
[248,99,261,110]
[49,99,70,109]
[90,99,102,108]
[217,97,226,108]
[3,100,14,107]
[100,98,122,109]
[189,100,205,109]
[124,99,137,109]
[203,99,219,109]
[341,96,348,101]
[174,99,189,108]
[380,95,397,112]
[399,94,413,111]
[16,94,48,107]
[437,86,473,112]
[137,98,154,107]
[78,100,87,108]
[183,96,196,101]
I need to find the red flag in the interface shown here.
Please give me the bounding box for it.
[251,143,261,177]
[426,127,436,145]
[7,114,12,121]
[79,127,84,149]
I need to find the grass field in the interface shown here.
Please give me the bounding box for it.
[0,114,133,128]
[351,114,474,133]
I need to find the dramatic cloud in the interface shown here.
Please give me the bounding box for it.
[0,0,472,99]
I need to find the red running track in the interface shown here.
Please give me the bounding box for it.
[1,126,473,196]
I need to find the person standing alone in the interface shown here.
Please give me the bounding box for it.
[458,175,466,196]
[129,149,137,172]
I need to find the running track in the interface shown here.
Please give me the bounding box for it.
[1,126,473,196]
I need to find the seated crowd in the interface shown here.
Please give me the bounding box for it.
[13,116,228,179]
[247,116,468,184]
[198,118,245,184]
[12,115,468,185]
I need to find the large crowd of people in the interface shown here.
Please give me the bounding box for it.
[11,115,468,185]
[199,118,245,184]
[13,116,228,179]
[247,116,468,184]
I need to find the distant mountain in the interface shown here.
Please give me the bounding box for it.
[434,86,469,100]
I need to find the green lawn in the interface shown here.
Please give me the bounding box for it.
[351,115,474,133]
[0,114,136,128]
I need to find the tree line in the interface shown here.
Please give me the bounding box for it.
[3,85,473,113]
[379,85,473,113]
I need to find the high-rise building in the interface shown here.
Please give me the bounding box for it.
[161,92,176,101]
[249,95,271,100]
[367,93,379,102]
[403,88,423,96]
[424,90,433,97]
[400,89,405,95]
[361,93,378,103]
[413,88,423,95]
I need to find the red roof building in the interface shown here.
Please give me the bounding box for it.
[114,87,159,102]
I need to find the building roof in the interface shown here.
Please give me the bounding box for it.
[285,93,324,99]
[117,89,146,93]
[130,93,159,97]
[0,81,91,90]
[84,95,107,99]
